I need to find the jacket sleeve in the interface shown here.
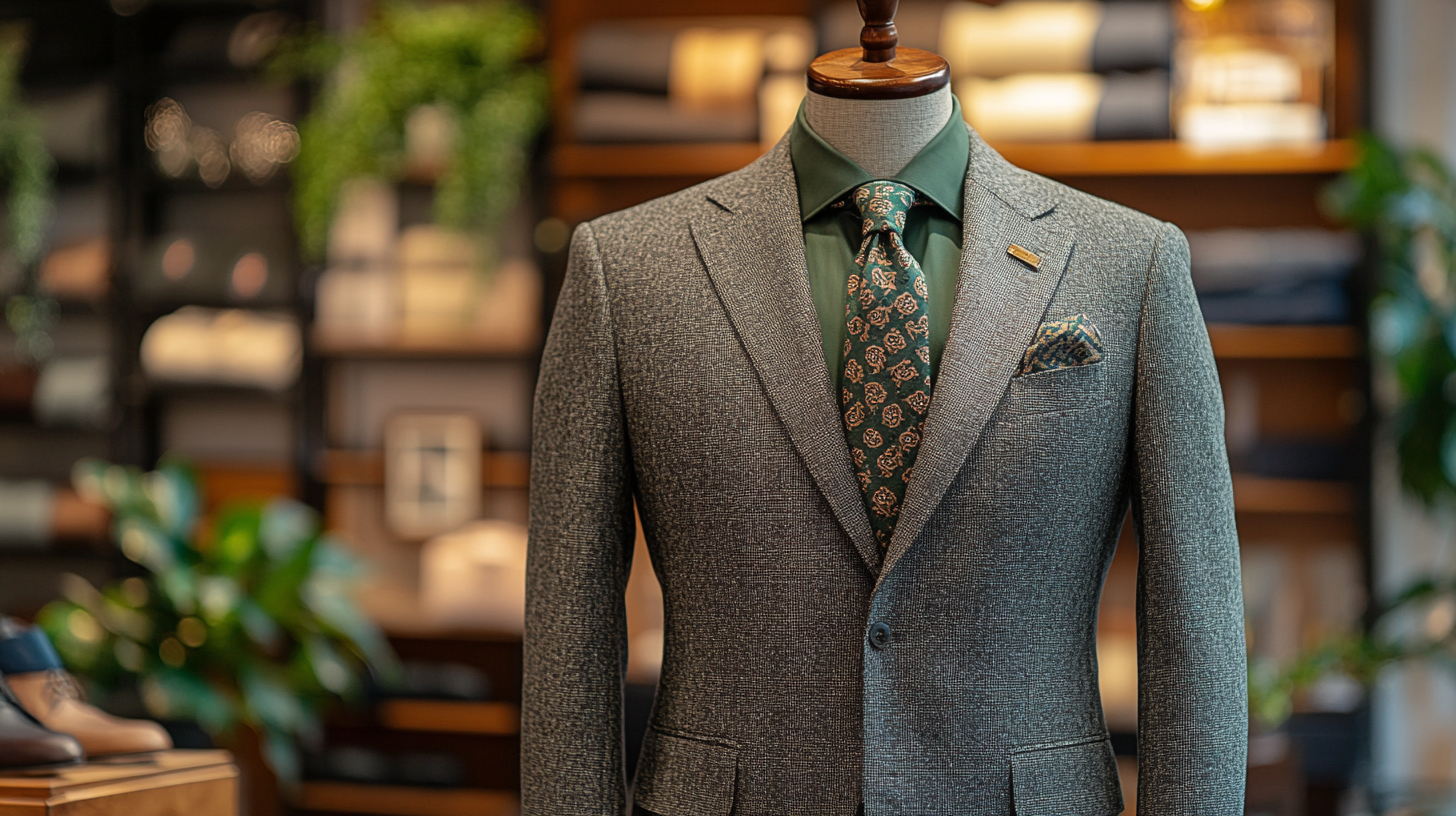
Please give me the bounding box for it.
[1130,221,1248,814]
[522,221,636,815]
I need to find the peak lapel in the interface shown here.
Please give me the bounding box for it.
[690,144,882,575]
[881,131,1077,580]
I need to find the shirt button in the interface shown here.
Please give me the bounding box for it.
[869,621,892,650]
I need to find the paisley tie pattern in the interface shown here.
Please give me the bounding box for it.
[838,181,934,551]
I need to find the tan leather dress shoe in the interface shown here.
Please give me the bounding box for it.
[7,670,172,757]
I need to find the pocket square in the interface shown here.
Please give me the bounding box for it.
[1018,314,1104,375]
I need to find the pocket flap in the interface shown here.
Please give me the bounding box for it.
[633,729,737,816]
[1011,736,1123,816]
[1003,361,1108,416]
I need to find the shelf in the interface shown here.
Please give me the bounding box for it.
[553,142,768,179]
[1231,475,1352,515]
[298,782,517,816]
[376,700,519,735]
[552,139,1357,180]
[320,449,529,490]
[311,330,537,360]
[1207,324,1359,360]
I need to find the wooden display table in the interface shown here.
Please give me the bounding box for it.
[0,750,237,816]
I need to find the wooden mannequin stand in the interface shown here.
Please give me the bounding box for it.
[0,750,237,816]
[807,0,950,99]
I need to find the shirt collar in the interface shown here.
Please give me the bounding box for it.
[788,94,969,224]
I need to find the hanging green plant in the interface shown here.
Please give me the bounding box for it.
[38,459,397,784]
[0,26,57,363]
[274,1,547,260]
[0,25,52,268]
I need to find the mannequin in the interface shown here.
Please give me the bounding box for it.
[803,84,954,177]
[521,0,1248,811]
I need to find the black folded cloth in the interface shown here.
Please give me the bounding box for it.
[1235,438,1353,482]
[1189,229,1360,293]
[1197,279,1349,325]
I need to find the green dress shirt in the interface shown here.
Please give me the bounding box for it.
[788,97,970,393]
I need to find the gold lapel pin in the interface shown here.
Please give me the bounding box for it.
[1007,243,1041,270]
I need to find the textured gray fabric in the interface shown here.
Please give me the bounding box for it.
[523,125,1247,815]
[804,87,954,178]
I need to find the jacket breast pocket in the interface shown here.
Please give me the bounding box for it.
[1001,360,1108,418]
[633,728,737,816]
[1010,735,1123,816]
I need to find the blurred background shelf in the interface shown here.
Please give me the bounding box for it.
[553,139,1358,180]
[297,782,518,816]
[1232,475,1354,515]
[311,331,538,361]
[318,450,529,491]
[1208,325,1361,360]
[376,700,520,736]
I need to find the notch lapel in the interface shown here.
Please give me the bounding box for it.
[881,131,1077,579]
[690,144,882,576]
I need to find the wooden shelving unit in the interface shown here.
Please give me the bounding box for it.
[376,700,521,736]
[1208,324,1360,360]
[311,330,538,360]
[1232,476,1354,515]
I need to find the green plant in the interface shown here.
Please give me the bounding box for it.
[1328,134,1456,503]
[274,0,547,260]
[0,25,57,362]
[38,460,396,784]
[1243,135,1456,729]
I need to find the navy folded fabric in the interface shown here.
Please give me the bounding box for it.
[0,628,64,675]
[1197,279,1349,325]
[1090,1,1173,73]
[1095,70,1171,140]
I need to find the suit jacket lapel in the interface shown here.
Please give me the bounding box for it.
[881,129,1077,579]
[690,142,882,576]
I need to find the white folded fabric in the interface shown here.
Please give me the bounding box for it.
[141,307,300,390]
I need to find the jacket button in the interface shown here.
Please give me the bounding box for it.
[868,622,891,649]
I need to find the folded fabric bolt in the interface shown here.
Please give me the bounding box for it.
[940,0,1172,76]
[1188,229,1360,292]
[573,92,758,143]
[957,71,1169,142]
[33,356,110,429]
[1179,103,1325,152]
[1197,279,1349,325]
[576,18,814,97]
[140,307,301,390]
[0,482,55,550]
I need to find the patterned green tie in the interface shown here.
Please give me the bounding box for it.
[838,181,934,551]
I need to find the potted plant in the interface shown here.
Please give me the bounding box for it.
[38,459,395,783]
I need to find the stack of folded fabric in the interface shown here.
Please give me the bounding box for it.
[0,618,171,768]
[820,0,1173,142]
[1188,229,1359,325]
[573,17,814,146]
[1174,2,1331,152]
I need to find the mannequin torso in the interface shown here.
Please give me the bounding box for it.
[803,84,955,177]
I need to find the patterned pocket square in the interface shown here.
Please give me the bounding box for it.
[1018,314,1104,375]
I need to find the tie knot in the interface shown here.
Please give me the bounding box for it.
[851,181,918,236]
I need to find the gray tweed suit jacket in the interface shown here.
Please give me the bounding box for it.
[523,127,1247,816]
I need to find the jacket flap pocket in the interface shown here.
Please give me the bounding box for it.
[633,729,737,816]
[1011,736,1123,816]
[1003,361,1108,417]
